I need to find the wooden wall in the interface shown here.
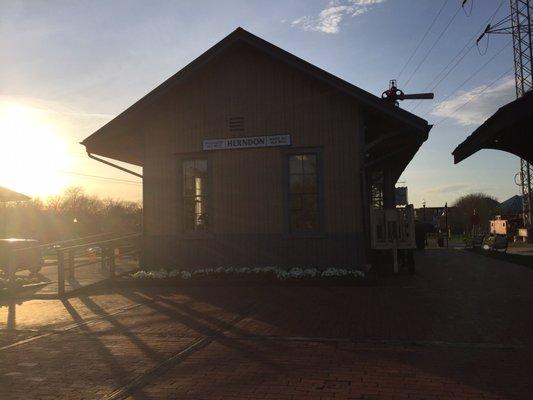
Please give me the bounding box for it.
[142,42,367,269]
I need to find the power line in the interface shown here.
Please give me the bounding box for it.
[397,0,450,80]
[462,0,474,17]
[425,40,511,114]
[408,0,507,113]
[60,170,142,185]
[429,42,476,91]
[404,4,463,90]
[410,42,476,112]
[475,0,507,55]
[433,66,513,126]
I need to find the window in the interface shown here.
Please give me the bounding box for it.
[182,159,209,231]
[288,153,320,233]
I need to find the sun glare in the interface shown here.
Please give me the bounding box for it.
[0,101,71,198]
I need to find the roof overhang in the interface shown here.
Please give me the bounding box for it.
[362,96,431,183]
[0,186,30,202]
[453,91,533,164]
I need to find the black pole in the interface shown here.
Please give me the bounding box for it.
[445,202,449,247]
[423,202,427,245]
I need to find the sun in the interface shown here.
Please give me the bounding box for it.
[0,101,71,198]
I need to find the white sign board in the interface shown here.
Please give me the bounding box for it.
[203,134,291,151]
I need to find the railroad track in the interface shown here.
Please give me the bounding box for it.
[0,300,147,351]
[101,308,253,400]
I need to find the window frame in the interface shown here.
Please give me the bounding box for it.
[178,155,212,237]
[283,147,324,237]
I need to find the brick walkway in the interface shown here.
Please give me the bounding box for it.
[0,249,532,399]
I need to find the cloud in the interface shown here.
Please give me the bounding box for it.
[422,183,504,200]
[430,76,516,126]
[424,184,470,195]
[291,0,386,34]
[0,95,115,119]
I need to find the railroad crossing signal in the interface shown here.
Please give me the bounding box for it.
[381,80,434,106]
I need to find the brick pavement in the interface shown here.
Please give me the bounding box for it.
[0,249,532,399]
[126,339,531,400]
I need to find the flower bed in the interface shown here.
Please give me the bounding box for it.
[129,266,366,285]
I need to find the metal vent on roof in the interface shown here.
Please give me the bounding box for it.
[229,116,244,132]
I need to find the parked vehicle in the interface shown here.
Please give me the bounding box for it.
[0,238,44,274]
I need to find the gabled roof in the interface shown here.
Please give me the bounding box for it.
[453,91,533,164]
[82,27,430,161]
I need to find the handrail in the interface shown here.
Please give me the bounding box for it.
[68,247,139,271]
[56,233,141,296]
[9,232,139,253]
[56,233,141,253]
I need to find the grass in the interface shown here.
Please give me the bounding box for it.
[507,240,530,248]
[468,248,533,269]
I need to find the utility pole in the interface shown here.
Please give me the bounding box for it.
[445,202,449,247]
[511,1,533,231]
[475,0,533,232]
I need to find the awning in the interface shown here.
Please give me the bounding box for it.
[452,91,533,164]
[0,186,30,202]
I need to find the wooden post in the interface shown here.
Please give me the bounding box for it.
[66,249,74,279]
[58,251,65,297]
[109,247,116,279]
[7,251,16,292]
[101,246,107,271]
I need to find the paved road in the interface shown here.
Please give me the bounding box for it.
[0,249,532,399]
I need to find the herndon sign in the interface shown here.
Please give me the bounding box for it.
[203,134,291,151]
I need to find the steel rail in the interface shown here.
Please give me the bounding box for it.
[0,301,147,352]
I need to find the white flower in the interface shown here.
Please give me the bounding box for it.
[287,267,304,278]
[168,269,180,278]
[130,266,364,280]
[351,270,365,278]
[321,268,351,277]
[304,268,319,277]
[275,269,289,280]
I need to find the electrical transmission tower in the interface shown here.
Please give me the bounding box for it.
[512,1,533,229]
[477,0,532,229]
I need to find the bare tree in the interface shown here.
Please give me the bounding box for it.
[1,187,141,242]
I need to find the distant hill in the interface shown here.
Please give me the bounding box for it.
[499,195,522,215]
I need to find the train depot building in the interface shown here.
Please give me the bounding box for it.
[82,28,431,271]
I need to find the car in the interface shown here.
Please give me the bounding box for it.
[0,238,44,275]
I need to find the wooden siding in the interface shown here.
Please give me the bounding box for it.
[142,42,366,269]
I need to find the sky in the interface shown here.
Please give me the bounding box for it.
[0,0,521,206]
